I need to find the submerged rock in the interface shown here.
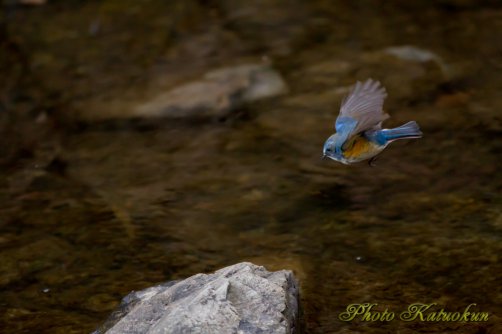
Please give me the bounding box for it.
[383,45,449,75]
[95,262,300,334]
[78,64,287,122]
[384,45,442,64]
[134,64,287,119]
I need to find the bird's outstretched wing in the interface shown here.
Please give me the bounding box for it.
[335,79,389,137]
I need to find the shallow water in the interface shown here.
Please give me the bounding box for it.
[1,1,501,333]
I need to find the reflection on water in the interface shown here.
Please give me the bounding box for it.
[1,1,501,333]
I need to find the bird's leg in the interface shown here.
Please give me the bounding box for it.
[368,156,378,167]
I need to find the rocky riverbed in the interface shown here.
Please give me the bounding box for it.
[1,1,501,333]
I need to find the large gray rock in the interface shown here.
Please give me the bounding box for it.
[95,262,300,334]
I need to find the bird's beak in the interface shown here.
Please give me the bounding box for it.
[322,154,327,160]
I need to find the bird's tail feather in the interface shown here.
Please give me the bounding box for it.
[382,121,422,142]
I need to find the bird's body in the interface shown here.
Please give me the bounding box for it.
[323,79,422,165]
[337,134,385,164]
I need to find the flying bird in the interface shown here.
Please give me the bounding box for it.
[322,79,422,165]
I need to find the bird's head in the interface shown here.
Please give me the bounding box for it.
[322,133,344,161]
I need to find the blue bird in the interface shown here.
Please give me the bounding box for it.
[323,79,422,165]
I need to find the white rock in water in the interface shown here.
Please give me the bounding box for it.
[384,45,449,75]
[96,262,299,334]
[384,45,439,62]
[134,64,288,118]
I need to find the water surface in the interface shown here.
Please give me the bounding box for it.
[1,1,501,333]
